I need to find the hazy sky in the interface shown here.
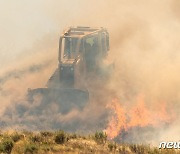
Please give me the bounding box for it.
[0,1,55,65]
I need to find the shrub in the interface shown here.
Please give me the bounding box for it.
[40,131,53,137]
[108,142,116,151]
[94,131,107,144]
[24,143,38,154]
[11,132,21,142]
[0,138,14,153]
[69,133,77,139]
[54,131,66,144]
[129,144,146,154]
[119,144,126,154]
[31,135,42,143]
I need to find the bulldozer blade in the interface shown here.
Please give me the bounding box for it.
[27,88,89,114]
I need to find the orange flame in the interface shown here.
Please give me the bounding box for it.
[105,95,174,139]
[105,99,127,139]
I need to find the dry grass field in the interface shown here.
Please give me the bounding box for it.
[0,130,178,154]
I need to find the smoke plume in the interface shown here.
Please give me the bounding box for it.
[0,0,180,145]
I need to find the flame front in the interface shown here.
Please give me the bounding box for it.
[105,95,174,139]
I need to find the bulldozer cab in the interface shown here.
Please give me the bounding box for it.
[59,26,109,70]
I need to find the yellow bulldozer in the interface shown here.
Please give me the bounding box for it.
[28,26,110,114]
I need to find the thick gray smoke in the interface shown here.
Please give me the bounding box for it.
[0,0,180,145]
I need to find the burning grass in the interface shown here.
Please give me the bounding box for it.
[105,96,174,140]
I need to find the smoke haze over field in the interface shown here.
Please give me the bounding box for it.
[0,0,180,144]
